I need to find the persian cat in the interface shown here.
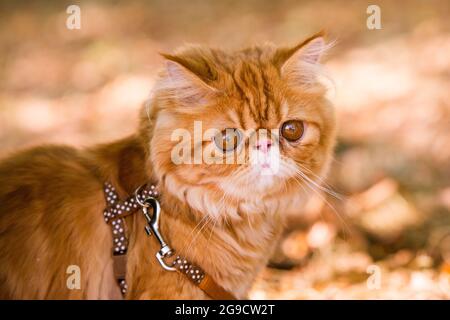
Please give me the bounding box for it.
[0,33,336,299]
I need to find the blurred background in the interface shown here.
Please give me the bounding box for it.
[0,0,449,299]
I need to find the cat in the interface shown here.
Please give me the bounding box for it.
[0,33,336,299]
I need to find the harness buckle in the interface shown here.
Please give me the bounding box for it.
[135,185,176,272]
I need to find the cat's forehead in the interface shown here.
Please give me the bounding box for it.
[219,47,278,74]
[214,49,285,129]
[163,44,315,129]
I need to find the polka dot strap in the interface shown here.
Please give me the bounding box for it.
[170,255,237,300]
[171,256,206,284]
[102,181,158,296]
[103,181,236,300]
[103,182,158,224]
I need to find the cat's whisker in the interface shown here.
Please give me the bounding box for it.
[184,181,239,258]
[280,156,335,193]
[298,168,342,200]
[183,215,213,260]
[179,213,211,256]
[281,158,343,201]
[290,169,351,236]
[291,160,333,187]
[206,211,220,252]
[279,157,349,233]
[286,166,311,199]
[295,161,344,200]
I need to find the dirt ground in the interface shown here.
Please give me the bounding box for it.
[0,0,449,299]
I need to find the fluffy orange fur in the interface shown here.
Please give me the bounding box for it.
[0,33,336,299]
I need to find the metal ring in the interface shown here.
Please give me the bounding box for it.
[134,184,150,207]
[156,252,176,272]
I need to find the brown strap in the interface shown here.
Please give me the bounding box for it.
[103,181,236,300]
[199,275,237,300]
[112,254,128,279]
[112,254,128,295]
[103,182,156,295]
[171,255,236,300]
[103,182,154,225]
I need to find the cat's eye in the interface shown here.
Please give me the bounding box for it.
[213,128,242,152]
[280,120,305,142]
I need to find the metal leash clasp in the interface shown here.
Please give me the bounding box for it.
[135,185,176,272]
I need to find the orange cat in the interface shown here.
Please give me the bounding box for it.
[0,33,336,299]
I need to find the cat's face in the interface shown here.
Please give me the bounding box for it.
[149,34,336,216]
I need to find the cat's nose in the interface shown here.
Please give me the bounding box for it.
[255,139,272,153]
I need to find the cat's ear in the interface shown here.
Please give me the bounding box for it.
[275,32,330,87]
[158,53,217,104]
